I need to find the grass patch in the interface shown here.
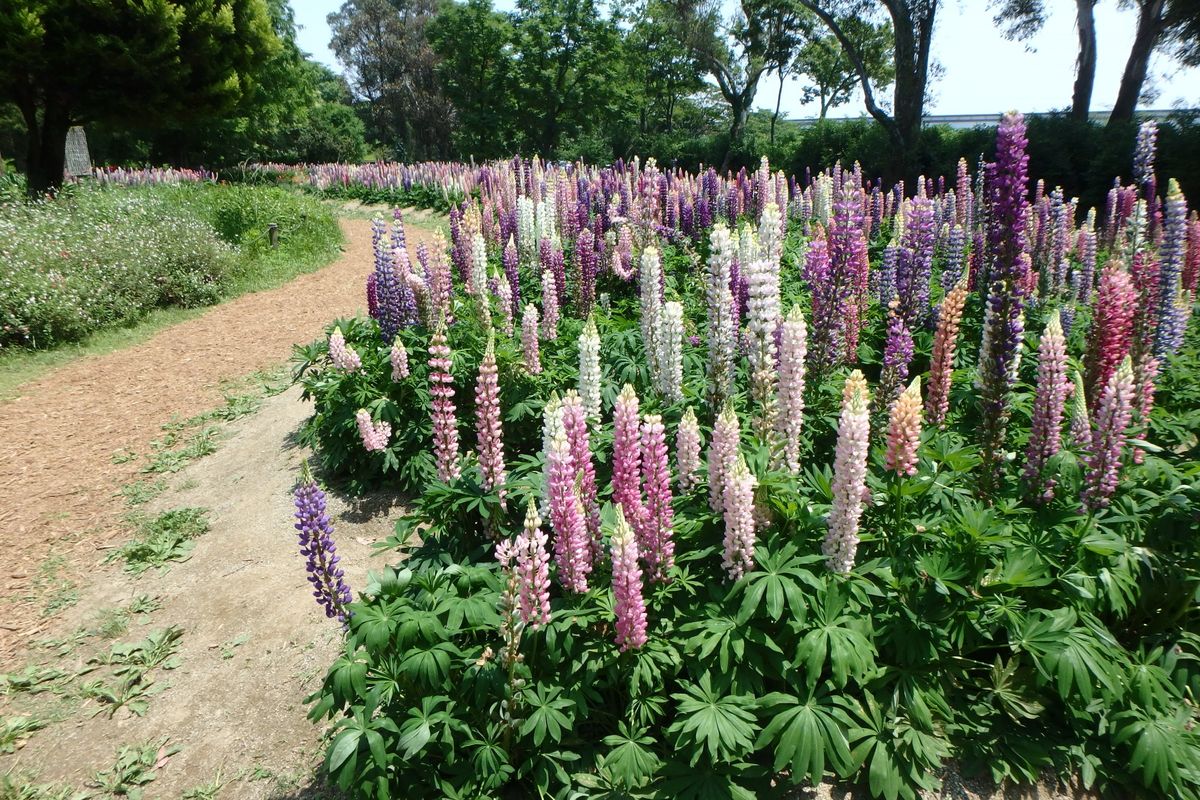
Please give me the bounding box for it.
[21,556,77,619]
[0,667,68,697]
[120,479,167,507]
[0,770,81,800]
[141,427,220,474]
[107,508,209,574]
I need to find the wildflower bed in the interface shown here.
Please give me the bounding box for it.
[293,115,1200,799]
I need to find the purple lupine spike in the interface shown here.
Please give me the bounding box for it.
[294,468,352,625]
[941,225,967,292]
[978,111,1032,492]
[373,219,402,342]
[1154,179,1188,358]
[366,272,379,321]
[503,237,521,320]
[876,243,899,304]
[577,228,596,316]
[877,304,914,411]
[1023,312,1071,502]
[897,196,935,327]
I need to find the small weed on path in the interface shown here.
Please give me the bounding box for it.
[89,739,179,798]
[0,717,44,754]
[107,509,209,574]
[119,480,166,508]
[0,770,85,800]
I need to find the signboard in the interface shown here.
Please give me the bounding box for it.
[65,126,91,177]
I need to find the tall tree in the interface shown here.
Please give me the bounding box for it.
[428,0,518,157]
[674,0,800,165]
[627,0,707,139]
[1107,0,1200,124]
[793,16,894,120]
[992,0,1099,121]
[329,0,450,159]
[796,0,938,179]
[0,0,275,194]
[509,0,627,155]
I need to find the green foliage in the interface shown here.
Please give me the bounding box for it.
[88,739,180,798]
[303,218,1200,799]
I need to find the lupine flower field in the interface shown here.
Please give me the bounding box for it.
[291,114,1200,799]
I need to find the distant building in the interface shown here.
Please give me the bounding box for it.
[786,109,1195,129]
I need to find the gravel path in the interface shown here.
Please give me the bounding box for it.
[0,218,425,660]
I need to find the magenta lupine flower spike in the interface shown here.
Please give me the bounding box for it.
[1084,259,1136,410]
[294,465,352,625]
[721,454,758,581]
[355,409,391,453]
[1023,312,1071,502]
[579,317,602,420]
[777,304,808,473]
[708,404,741,514]
[1082,357,1136,511]
[925,278,968,429]
[428,324,461,483]
[516,498,551,627]
[1069,370,1091,447]
[474,332,507,506]
[610,505,649,652]
[521,304,542,374]
[547,418,591,593]
[676,407,703,492]
[390,337,409,381]
[541,269,559,341]
[561,391,602,552]
[610,384,645,536]
[884,377,922,477]
[640,414,674,582]
[823,370,871,574]
[328,327,361,372]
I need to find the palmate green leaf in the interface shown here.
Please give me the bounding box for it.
[1113,707,1200,797]
[601,722,661,788]
[654,760,759,800]
[400,641,458,688]
[1011,609,1120,702]
[668,673,759,765]
[521,684,575,747]
[729,543,821,624]
[754,689,855,781]
[794,585,876,690]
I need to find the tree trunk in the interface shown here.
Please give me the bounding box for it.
[24,104,71,197]
[722,100,751,171]
[771,69,786,145]
[1109,0,1165,126]
[1070,0,1098,121]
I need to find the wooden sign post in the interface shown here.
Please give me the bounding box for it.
[64,126,92,178]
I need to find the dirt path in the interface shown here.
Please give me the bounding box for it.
[0,217,430,660]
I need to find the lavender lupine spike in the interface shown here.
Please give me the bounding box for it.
[708,404,741,514]
[940,224,968,292]
[428,324,461,483]
[897,196,935,327]
[610,505,648,652]
[1082,357,1136,511]
[328,327,361,372]
[978,111,1031,493]
[640,414,674,582]
[823,370,871,574]
[721,454,758,581]
[516,498,551,628]
[640,247,664,385]
[521,304,542,374]
[493,269,514,336]
[561,391,602,553]
[503,237,521,318]
[658,301,684,403]
[884,377,922,477]
[1154,179,1188,358]
[475,332,507,507]
[390,337,409,381]
[1021,314,1071,500]
[373,220,403,341]
[745,255,781,440]
[1069,370,1091,447]
[706,223,738,408]
[546,417,591,593]
[877,304,914,411]
[356,409,391,453]
[293,467,352,625]
[676,407,702,492]
[613,384,645,527]
[777,304,808,473]
[579,317,602,420]
[1133,120,1158,199]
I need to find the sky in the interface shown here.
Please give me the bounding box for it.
[294,1,1200,120]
